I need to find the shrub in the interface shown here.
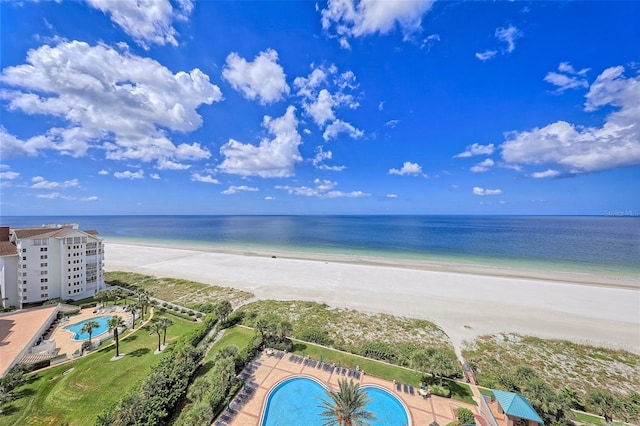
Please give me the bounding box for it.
[457,407,475,425]
[81,341,91,352]
[195,312,203,318]
[162,302,168,307]
[296,328,333,346]
[430,384,451,398]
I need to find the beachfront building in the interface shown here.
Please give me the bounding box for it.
[480,389,545,426]
[0,224,105,309]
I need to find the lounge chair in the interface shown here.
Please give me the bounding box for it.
[403,383,409,393]
[353,371,361,379]
[409,385,415,396]
[341,368,347,376]
[396,382,401,391]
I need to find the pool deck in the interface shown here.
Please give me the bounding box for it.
[50,307,129,358]
[217,350,479,426]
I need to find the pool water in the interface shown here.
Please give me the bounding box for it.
[261,377,410,426]
[63,316,111,340]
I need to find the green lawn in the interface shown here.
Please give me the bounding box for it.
[0,311,199,426]
[572,410,627,426]
[290,339,475,404]
[205,326,255,363]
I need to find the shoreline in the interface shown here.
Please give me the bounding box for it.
[103,239,640,355]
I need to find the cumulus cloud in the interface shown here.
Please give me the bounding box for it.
[385,119,400,128]
[321,0,436,47]
[323,120,363,141]
[157,159,191,170]
[276,178,368,198]
[0,170,20,180]
[473,187,502,196]
[470,158,495,173]
[86,0,193,49]
[0,41,221,166]
[114,170,144,179]
[98,170,109,175]
[544,62,590,93]
[218,106,302,178]
[191,173,220,184]
[386,193,398,198]
[36,192,74,200]
[312,146,345,171]
[31,176,80,189]
[531,169,560,179]
[81,196,100,201]
[0,127,52,159]
[221,185,259,195]
[294,65,362,138]
[265,196,275,200]
[389,161,426,177]
[475,50,497,62]
[454,143,495,158]
[222,49,289,104]
[501,66,640,174]
[150,173,161,179]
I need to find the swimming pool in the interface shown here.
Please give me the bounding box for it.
[63,316,111,340]
[261,376,410,426]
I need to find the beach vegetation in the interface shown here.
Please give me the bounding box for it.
[318,378,377,426]
[463,333,640,396]
[105,271,253,311]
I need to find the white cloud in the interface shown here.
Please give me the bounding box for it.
[321,0,435,45]
[501,66,640,174]
[191,173,220,184]
[378,101,385,111]
[276,178,369,198]
[0,41,221,165]
[389,161,426,177]
[150,173,161,180]
[323,119,363,141]
[36,192,73,200]
[265,196,275,200]
[454,143,495,158]
[312,145,345,171]
[544,63,590,93]
[114,170,144,179]
[222,49,289,105]
[0,127,53,159]
[218,106,302,178]
[495,25,521,53]
[531,169,560,179]
[156,159,191,170]
[221,185,259,195]
[421,34,440,50]
[98,169,109,175]
[31,176,80,189]
[475,50,497,61]
[386,193,398,198]
[385,119,400,128]
[307,89,336,126]
[470,158,495,173]
[473,187,502,196]
[0,171,20,180]
[81,196,100,201]
[85,0,193,49]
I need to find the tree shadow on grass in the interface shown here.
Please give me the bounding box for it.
[12,387,35,399]
[446,380,474,402]
[128,348,150,357]
[0,403,20,415]
[292,343,307,353]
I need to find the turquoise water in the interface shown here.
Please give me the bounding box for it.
[4,215,639,275]
[64,316,111,340]
[261,377,409,426]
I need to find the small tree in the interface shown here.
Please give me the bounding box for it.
[150,321,163,352]
[587,388,621,426]
[214,300,232,323]
[159,317,174,345]
[80,319,100,345]
[457,408,475,425]
[431,349,457,386]
[108,315,125,357]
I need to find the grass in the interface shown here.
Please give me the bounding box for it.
[462,333,640,396]
[573,410,627,426]
[0,311,199,426]
[204,326,255,363]
[289,339,476,405]
[105,271,253,309]
[238,300,454,356]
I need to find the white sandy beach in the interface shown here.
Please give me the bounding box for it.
[104,241,640,356]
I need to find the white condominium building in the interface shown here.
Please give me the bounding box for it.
[0,224,105,309]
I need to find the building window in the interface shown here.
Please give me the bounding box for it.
[41,270,47,275]
[40,247,48,251]
[23,288,27,292]
[22,248,26,253]
[41,294,48,298]
[22,256,27,261]
[40,255,47,259]
[40,262,47,267]
[41,278,48,283]
[23,296,27,300]
[41,286,48,290]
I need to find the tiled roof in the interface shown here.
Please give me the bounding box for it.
[85,230,99,235]
[12,227,98,239]
[0,241,18,256]
[492,389,544,424]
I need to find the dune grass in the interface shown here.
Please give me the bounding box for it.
[105,271,253,309]
[0,311,198,426]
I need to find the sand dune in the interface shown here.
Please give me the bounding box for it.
[104,241,640,356]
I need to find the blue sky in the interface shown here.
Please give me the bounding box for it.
[1,0,639,215]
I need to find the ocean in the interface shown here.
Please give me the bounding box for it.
[2,215,638,276]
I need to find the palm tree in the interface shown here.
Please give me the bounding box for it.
[522,378,554,416]
[214,357,236,393]
[277,319,293,341]
[431,349,457,386]
[587,388,620,426]
[108,315,125,357]
[319,378,377,426]
[81,320,100,345]
[136,288,150,316]
[125,302,142,329]
[188,376,211,403]
[159,317,173,345]
[214,300,232,323]
[150,321,163,352]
